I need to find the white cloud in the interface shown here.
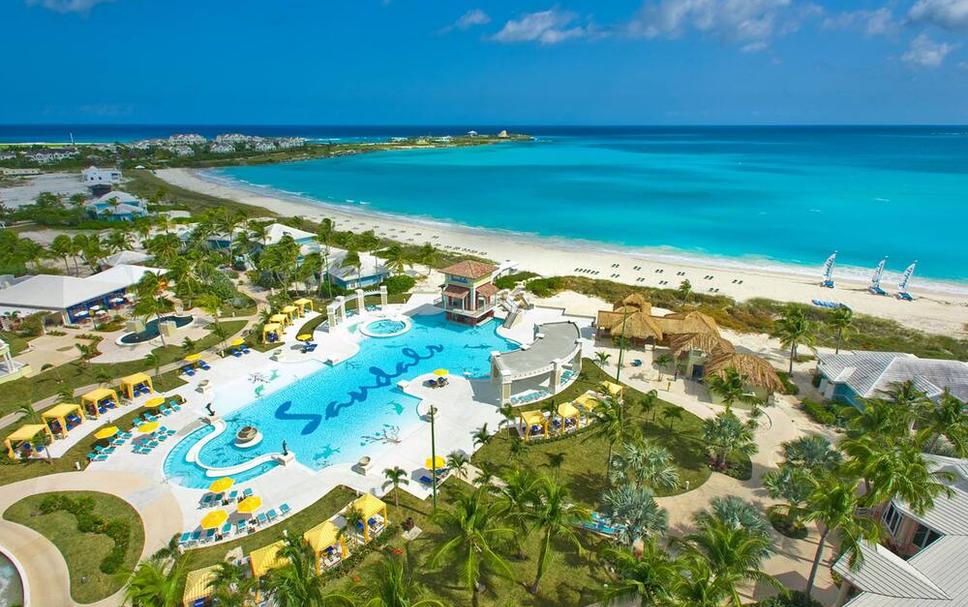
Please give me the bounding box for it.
[902,32,958,67]
[26,0,113,13]
[624,0,802,51]
[492,9,588,45]
[823,7,899,36]
[908,0,968,31]
[455,9,490,30]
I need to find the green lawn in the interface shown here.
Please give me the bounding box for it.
[3,491,145,603]
[0,319,247,418]
[125,170,273,217]
[0,331,31,356]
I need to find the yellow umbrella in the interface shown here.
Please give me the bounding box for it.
[237,495,262,514]
[296,334,314,342]
[184,353,202,363]
[433,369,448,377]
[94,426,119,440]
[230,338,245,347]
[144,397,166,408]
[208,477,234,493]
[200,510,228,529]
[425,455,446,470]
[138,421,160,434]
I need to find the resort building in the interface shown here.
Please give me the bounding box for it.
[0,264,165,324]
[816,351,968,408]
[262,223,318,255]
[326,249,389,290]
[82,166,122,185]
[84,190,150,222]
[492,321,582,405]
[832,454,968,607]
[439,260,500,325]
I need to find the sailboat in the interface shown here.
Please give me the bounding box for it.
[868,257,888,296]
[820,251,837,288]
[896,260,917,301]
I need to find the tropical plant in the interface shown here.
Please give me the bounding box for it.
[827,306,853,354]
[917,389,968,456]
[584,395,640,479]
[351,554,447,607]
[601,484,668,546]
[600,540,679,607]
[701,411,757,471]
[609,439,680,491]
[471,424,490,448]
[661,406,683,433]
[208,561,256,607]
[263,535,327,607]
[594,350,611,366]
[523,476,590,595]
[706,367,759,412]
[772,306,815,374]
[123,556,186,607]
[429,489,514,607]
[638,389,660,424]
[382,466,410,508]
[495,468,538,558]
[544,451,566,481]
[696,496,772,543]
[801,475,881,601]
[16,404,41,424]
[446,451,470,480]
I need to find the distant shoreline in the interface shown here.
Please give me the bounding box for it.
[155,167,968,337]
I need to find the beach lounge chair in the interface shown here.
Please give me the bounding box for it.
[190,530,202,542]
[257,512,269,525]
[182,366,195,376]
[86,452,98,461]
[199,361,211,370]
[236,520,247,534]
[267,509,278,522]
[200,494,214,507]
[227,490,238,502]
[170,402,182,412]
[179,531,192,545]
[221,522,233,536]
[243,488,254,498]
[280,503,291,516]
[240,344,251,354]
[203,528,216,542]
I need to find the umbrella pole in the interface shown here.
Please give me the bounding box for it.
[429,405,438,513]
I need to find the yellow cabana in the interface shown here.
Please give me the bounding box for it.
[602,381,624,399]
[281,305,298,321]
[574,394,602,414]
[352,493,389,542]
[79,387,119,418]
[262,323,281,344]
[556,402,580,431]
[41,403,85,437]
[304,520,349,572]
[518,410,548,441]
[293,297,314,315]
[269,313,290,327]
[182,565,218,607]
[249,540,288,579]
[5,424,54,459]
[119,372,153,399]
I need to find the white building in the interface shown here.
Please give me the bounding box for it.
[326,249,389,290]
[210,143,235,154]
[28,149,78,163]
[817,351,968,408]
[168,133,206,145]
[173,146,195,157]
[82,166,123,185]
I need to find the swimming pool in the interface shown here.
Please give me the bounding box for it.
[0,551,24,607]
[118,315,194,344]
[164,312,517,488]
[359,317,410,338]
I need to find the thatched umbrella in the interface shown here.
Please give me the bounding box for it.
[667,333,735,358]
[607,310,663,343]
[616,293,651,313]
[704,352,784,394]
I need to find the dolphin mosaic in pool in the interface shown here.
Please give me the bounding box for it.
[163,313,517,488]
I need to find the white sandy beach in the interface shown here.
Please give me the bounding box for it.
[157,168,968,336]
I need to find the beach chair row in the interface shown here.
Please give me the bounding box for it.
[178,503,292,547]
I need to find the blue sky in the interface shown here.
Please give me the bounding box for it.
[3,0,968,124]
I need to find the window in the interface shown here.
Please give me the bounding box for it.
[912,524,941,550]
[883,503,902,536]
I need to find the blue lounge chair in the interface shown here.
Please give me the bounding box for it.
[199,361,211,370]
[227,490,238,502]
[203,528,216,542]
[267,509,278,521]
[280,503,291,516]
[171,403,182,412]
[200,494,214,507]
[182,366,195,376]
[86,452,98,461]
[179,532,192,544]
[257,512,269,525]
[190,530,202,542]
[221,522,233,535]
[231,347,243,358]
[93,454,107,462]
[240,345,251,354]
[236,520,247,533]
[243,488,254,498]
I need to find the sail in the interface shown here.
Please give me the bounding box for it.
[870,257,887,289]
[899,261,917,290]
[822,251,837,280]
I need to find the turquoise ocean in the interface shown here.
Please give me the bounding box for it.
[211,127,968,284]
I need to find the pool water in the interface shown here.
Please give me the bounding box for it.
[119,315,194,344]
[164,313,517,488]
[364,318,408,336]
[0,552,24,607]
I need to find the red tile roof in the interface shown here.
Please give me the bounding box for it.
[440,260,496,280]
[442,284,470,298]
[476,282,499,297]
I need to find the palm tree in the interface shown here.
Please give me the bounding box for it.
[429,489,514,607]
[544,451,566,481]
[524,476,590,595]
[208,561,256,607]
[16,404,41,424]
[497,404,517,436]
[654,353,673,378]
[342,249,362,287]
[124,557,185,607]
[828,306,853,354]
[594,350,611,367]
[416,243,438,276]
[697,496,773,543]
[671,552,735,607]
[801,475,881,601]
[702,411,757,471]
[353,554,447,607]
[144,352,161,380]
[763,435,841,531]
[50,234,75,274]
[133,273,173,346]
[601,484,668,547]
[263,535,327,607]
[772,305,815,374]
[638,389,660,424]
[471,424,490,448]
[494,468,538,558]
[609,439,680,491]
[382,466,410,508]
[446,451,470,481]
[600,540,678,606]
[584,395,639,479]
[661,407,683,433]
[380,244,410,276]
[783,434,842,471]
[706,367,758,413]
[678,515,778,606]
[917,389,968,456]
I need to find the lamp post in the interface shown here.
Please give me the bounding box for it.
[429,405,439,513]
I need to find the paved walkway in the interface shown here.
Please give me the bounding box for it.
[0,471,183,607]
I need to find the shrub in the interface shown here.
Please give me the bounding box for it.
[767,504,808,539]
[801,399,837,425]
[32,494,131,574]
[494,271,538,290]
[525,276,566,298]
[754,590,823,607]
[383,274,416,295]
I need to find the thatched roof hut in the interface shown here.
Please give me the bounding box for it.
[654,311,720,337]
[704,352,784,394]
[605,311,664,342]
[668,332,735,358]
[615,293,651,313]
[596,306,640,330]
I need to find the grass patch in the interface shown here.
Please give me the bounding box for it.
[0,320,246,418]
[0,331,31,356]
[125,170,272,217]
[524,277,968,361]
[3,491,145,603]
